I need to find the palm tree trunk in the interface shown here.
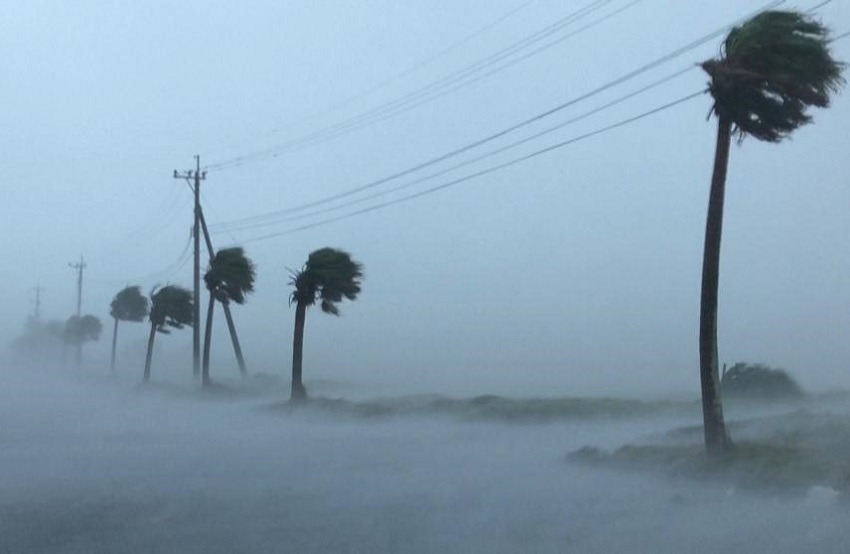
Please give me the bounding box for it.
[143,323,156,382]
[291,301,308,401]
[202,292,215,388]
[221,300,247,376]
[700,115,733,455]
[110,317,119,373]
[74,342,82,370]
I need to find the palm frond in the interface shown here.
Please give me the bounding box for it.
[149,285,194,332]
[64,314,103,343]
[320,299,340,315]
[703,10,845,142]
[289,247,363,316]
[204,246,256,305]
[110,285,149,322]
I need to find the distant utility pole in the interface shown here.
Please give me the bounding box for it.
[173,155,205,377]
[31,284,43,320]
[68,256,86,316]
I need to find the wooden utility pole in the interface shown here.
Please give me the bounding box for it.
[173,156,205,377]
[68,256,86,316]
[198,208,248,375]
[68,256,86,368]
[31,284,43,320]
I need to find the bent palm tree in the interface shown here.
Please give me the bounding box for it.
[289,248,363,401]
[202,247,256,387]
[144,285,194,382]
[698,11,843,454]
[65,315,103,369]
[109,286,149,373]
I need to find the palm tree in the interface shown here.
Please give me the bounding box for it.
[698,10,844,454]
[109,286,149,373]
[64,314,103,369]
[144,285,194,382]
[288,248,363,401]
[202,247,256,387]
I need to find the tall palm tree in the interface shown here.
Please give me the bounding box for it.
[144,285,194,382]
[109,286,149,373]
[288,247,363,401]
[64,314,103,369]
[202,247,256,387]
[698,10,843,454]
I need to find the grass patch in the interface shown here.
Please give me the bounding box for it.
[267,394,696,423]
[570,410,850,495]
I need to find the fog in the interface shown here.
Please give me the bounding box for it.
[2,0,850,551]
[1,365,847,553]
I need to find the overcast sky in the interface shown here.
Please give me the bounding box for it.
[2,0,849,397]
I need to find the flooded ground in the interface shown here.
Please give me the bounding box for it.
[1,368,847,553]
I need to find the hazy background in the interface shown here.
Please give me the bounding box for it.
[2,0,849,397]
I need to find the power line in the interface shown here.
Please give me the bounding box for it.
[92,227,193,287]
[807,0,833,13]
[85,184,189,263]
[199,0,535,159]
[198,192,239,244]
[213,65,697,235]
[831,30,850,43]
[210,0,783,231]
[230,90,705,245]
[134,232,193,285]
[203,0,634,172]
[162,241,194,282]
[253,0,639,157]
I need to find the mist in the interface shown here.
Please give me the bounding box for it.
[3,0,850,551]
[2,364,848,553]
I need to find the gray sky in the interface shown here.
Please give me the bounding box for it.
[2,0,849,397]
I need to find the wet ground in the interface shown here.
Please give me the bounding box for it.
[1,369,847,553]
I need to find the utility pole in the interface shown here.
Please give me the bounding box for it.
[31,284,43,321]
[68,256,86,316]
[198,207,248,376]
[68,256,86,369]
[174,156,205,377]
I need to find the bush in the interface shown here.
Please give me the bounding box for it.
[721,362,804,400]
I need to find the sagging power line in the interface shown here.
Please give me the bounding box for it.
[209,0,784,232]
[212,65,697,236]
[228,90,705,245]
[203,0,642,172]
[199,0,536,159]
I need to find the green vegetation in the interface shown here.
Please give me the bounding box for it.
[144,285,194,382]
[570,409,850,494]
[202,247,256,387]
[64,315,103,368]
[9,318,65,365]
[109,286,150,373]
[697,10,844,454]
[271,394,696,422]
[721,362,804,400]
[288,248,363,401]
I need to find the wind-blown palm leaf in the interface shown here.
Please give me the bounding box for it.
[65,315,103,344]
[110,286,149,322]
[204,247,256,304]
[702,11,844,142]
[149,285,194,334]
[290,247,363,315]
